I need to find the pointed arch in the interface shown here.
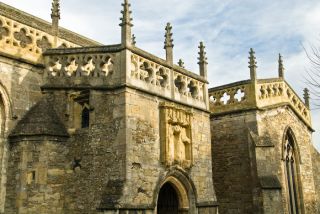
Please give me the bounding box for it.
[81,104,90,128]
[282,126,304,214]
[154,168,197,213]
[0,82,12,136]
[281,126,301,163]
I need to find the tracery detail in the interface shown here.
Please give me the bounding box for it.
[0,20,9,40]
[284,131,301,214]
[46,54,115,77]
[14,28,32,48]
[36,36,52,51]
[0,15,79,63]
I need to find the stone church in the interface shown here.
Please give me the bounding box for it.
[0,0,319,213]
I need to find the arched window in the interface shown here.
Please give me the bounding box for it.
[81,106,90,128]
[284,131,301,214]
[71,90,91,129]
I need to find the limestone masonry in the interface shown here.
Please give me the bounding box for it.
[0,0,319,213]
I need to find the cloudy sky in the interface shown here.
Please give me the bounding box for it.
[2,0,320,150]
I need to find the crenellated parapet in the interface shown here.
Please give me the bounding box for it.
[209,49,312,129]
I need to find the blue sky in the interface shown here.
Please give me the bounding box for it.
[2,0,320,150]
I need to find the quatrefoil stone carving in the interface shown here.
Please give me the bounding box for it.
[14,28,32,48]
[0,20,9,40]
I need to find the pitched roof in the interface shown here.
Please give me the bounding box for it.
[10,97,69,138]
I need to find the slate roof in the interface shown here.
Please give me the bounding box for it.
[10,97,69,138]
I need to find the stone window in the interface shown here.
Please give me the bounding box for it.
[81,106,90,128]
[70,90,91,129]
[27,170,36,184]
[284,131,302,214]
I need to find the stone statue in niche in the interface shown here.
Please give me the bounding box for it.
[160,103,192,169]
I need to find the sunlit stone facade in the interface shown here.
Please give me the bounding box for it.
[0,1,319,213]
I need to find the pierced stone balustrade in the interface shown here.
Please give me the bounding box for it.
[0,2,208,110]
[43,45,121,87]
[209,78,311,128]
[209,80,254,114]
[131,53,170,90]
[0,2,101,65]
[43,47,208,110]
[173,71,205,102]
[129,50,207,110]
[0,15,79,64]
[257,79,311,126]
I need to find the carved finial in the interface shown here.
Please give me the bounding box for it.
[198,41,208,78]
[278,53,285,78]
[164,23,174,48]
[132,34,136,45]
[120,0,133,47]
[51,0,60,19]
[178,59,185,68]
[248,48,257,80]
[303,88,310,108]
[164,23,174,64]
[51,0,60,36]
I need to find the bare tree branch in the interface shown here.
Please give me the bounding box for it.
[303,40,320,107]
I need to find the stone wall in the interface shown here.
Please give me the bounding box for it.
[0,56,43,213]
[0,57,43,125]
[4,89,128,214]
[311,146,320,212]
[211,111,259,214]
[10,86,217,214]
[5,138,68,214]
[256,106,317,214]
[45,90,127,214]
[211,105,318,214]
[1,42,216,213]
[122,88,217,213]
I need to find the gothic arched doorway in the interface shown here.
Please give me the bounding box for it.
[157,183,179,214]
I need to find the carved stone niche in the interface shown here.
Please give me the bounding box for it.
[160,103,193,169]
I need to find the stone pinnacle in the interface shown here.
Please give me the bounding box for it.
[120,0,133,27]
[248,48,257,80]
[51,0,60,19]
[278,53,285,78]
[164,23,174,48]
